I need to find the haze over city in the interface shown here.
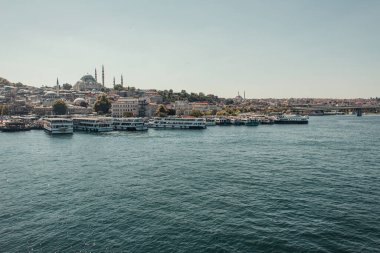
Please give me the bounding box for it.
[0,0,379,98]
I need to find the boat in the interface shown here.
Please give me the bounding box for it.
[242,117,260,126]
[231,118,244,126]
[73,117,113,132]
[43,118,73,134]
[253,115,274,125]
[215,117,232,125]
[0,120,31,132]
[274,115,309,124]
[148,117,206,129]
[205,118,216,126]
[113,118,148,131]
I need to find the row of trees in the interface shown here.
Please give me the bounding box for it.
[158,90,221,104]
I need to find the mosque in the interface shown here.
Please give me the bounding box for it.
[73,65,105,91]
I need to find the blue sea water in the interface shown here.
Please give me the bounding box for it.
[0,116,379,252]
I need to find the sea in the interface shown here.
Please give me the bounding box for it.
[1,116,379,252]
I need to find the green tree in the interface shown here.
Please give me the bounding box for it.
[52,99,67,115]
[114,84,124,91]
[167,108,176,116]
[155,104,168,117]
[216,110,228,116]
[225,99,234,105]
[190,109,204,117]
[62,83,72,90]
[94,94,111,114]
[123,111,134,117]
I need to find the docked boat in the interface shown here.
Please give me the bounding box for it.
[231,118,244,126]
[148,117,206,129]
[256,115,275,125]
[242,117,260,126]
[215,117,232,125]
[0,120,31,132]
[43,118,73,134]
[274,115,309,124]
[73,117,113,132]
[113,118,148,131]
[205,118,216,126]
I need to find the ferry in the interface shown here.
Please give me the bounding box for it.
[0,120,32,132]
[231,118,244,126]
[205,118,216,126]
[73,117,113,132]
[274,115,309,124]
[148,117,206,129]
[215,117,232,125]
[242,117,260,126]
[256,115,275,125]
[43,118,73,134]
[113,118,148,131]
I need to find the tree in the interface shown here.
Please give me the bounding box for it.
[123,112,134,117]
[101,87,111,93]
[155,104,168,117]
[94,94,111,114]
[190,109,204,117]
[167,108,176,116]
[216,110,228,116]
[53,99,67,115]
[62,83,72,90]
[2,106,9,115]
[225,99,234,105]
[114,84,124,91]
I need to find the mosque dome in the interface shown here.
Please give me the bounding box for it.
[80,75,96,83]
[45,91,57,96]
[73,98,86,105]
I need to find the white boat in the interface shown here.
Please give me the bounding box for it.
[205,118,216,126]
[242,117,260,126]
[73,117,113,132]
[113,118,148,131]
[148,117,206,129]
[274,115,309,124]
[44,118,73,134]
[215,117,231,125]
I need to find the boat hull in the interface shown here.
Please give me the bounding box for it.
[150,125,206,129]
[114,126,148,131]
[44,127,73,134]
[274,120,308,124]
[74,126,113,132]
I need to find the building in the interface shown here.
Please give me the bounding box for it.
[111,97,148,117]
[73,74,103,91]
[174,101,192,116]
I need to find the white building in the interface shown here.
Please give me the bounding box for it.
[111,97,148,117]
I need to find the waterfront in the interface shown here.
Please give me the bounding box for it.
[1,116,380,252]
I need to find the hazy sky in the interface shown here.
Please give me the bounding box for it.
[0,0,379,98]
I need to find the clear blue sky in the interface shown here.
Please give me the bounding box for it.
[0,0,379,98]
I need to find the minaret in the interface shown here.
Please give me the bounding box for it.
[95,68,97,82]
[113,76,116,87]
[56,77,59,96]
[121,74,123,87]
[102,65,105,87]
[244,91,246,100]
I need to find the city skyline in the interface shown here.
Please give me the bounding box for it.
[0,0,379,98]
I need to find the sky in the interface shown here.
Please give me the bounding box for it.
[0,0,379,98]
